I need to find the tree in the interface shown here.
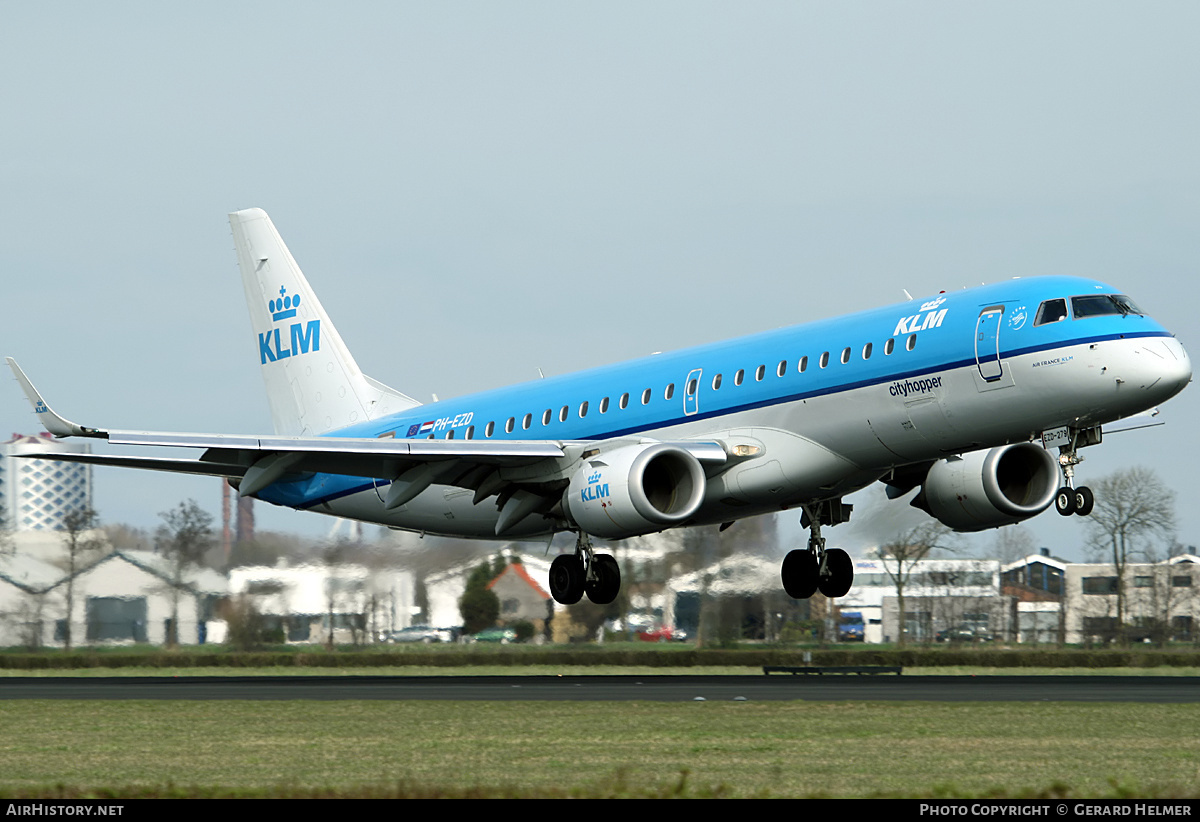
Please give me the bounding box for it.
[877,521,952,645]
[59,507,104,651]
[989,525,1036,565]
[156,500,215,647]
[459,562,500,634]
[1083,467,1176,640]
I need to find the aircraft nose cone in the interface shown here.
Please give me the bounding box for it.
[1149,337,1191,400]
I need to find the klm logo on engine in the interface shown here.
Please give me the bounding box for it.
[259,286,321,365]
[581,471,609,503]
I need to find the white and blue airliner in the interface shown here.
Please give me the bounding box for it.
[8,209,1191,605]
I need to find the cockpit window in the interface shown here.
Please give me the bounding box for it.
[1071,294,1144,319]
[1034,299,1068,326]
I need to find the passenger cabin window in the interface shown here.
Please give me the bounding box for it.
[906,334,917,351]
[559,405,569,422]
[542,409,552,426]
[884,338,895,355]
[819,352,829,368]
[579,401,588,417]
[600,397,610,413]
[485,421,495,437]
[664,383,675,400]
[619,393,629,409]
[641,388,652,405]
[734,369,744,386]
[505,417,515,434]
[522,413,532,430]
[840,347,851,364]
[777,360,787,377]
[712,373,722,390]
[687,378,698,395]
[1035,299,1068,326]
[466,426,474,439]
[798,356,808,373]
[446,429,454,439]
[862,342,873,360]
[755,365,765,381]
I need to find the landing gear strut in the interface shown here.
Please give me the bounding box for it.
[1055,433,1095,517]
[782,501,854,599]
[548,532,621,606]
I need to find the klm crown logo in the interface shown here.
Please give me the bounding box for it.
[259,285,321,365]
[269,286,300,321]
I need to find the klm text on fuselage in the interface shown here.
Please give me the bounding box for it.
[259,320,321,364]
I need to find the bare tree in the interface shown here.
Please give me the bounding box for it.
[156,500,215,647]
[878,521,952,645]
[989,526,1036,565]
[59,507,104,651]
[1084,467,1176,640]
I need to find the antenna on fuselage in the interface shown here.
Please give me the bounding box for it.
[902,289,914,301]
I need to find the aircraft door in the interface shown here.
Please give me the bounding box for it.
[683,369,702,416]
[975,306,1004,382]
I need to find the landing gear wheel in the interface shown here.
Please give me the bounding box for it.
[1055,487,1077,516]
[781,549,820,599]
[549,554,585,605]
[818,548,854,598]
[585,554,621,605]
[1074,486,1094,517]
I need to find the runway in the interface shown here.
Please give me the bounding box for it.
[0,674,1197,702]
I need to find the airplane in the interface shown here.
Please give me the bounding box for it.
[7,208,1192,607]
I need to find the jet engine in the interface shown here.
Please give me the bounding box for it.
[917,442,1060,531]
[563,443,707,539]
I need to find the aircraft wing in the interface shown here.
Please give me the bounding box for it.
[6,359,725,512]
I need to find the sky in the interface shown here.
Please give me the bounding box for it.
[2,2,1198,562]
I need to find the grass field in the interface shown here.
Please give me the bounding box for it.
[0,700,1196,798]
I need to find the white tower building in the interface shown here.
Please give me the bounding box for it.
[0,433,92,532]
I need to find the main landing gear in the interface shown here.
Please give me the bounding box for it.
[1054,436,1095,517]
[781,502,854,599]
[549,532,621,606]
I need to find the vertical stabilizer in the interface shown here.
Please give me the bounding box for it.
[229,208,419,436]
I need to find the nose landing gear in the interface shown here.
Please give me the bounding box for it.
[1054,435,1095,517]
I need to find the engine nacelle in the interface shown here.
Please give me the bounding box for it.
[563,443,707,539]
[920,442,1060,531]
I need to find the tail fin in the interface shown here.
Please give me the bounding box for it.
[229,208,419,436]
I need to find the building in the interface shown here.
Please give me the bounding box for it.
[487,562,552,631]
[229,561,413,643]
[1001,552,1068,644]
[425,554,553,631]
[1063,554,1200,644]
[0,433,92,534]
[42,550,227,647]
[0,551,65,647]
[845,557,1003,643]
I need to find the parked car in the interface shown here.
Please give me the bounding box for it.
[636,626,688,642]
[935,626,994,643]
[383,625,453,644]
[471,627,517,644]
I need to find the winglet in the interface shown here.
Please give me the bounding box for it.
[5,358,106,438]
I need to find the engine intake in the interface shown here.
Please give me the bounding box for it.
[919,442,1059,531]
[564,443,707,539]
